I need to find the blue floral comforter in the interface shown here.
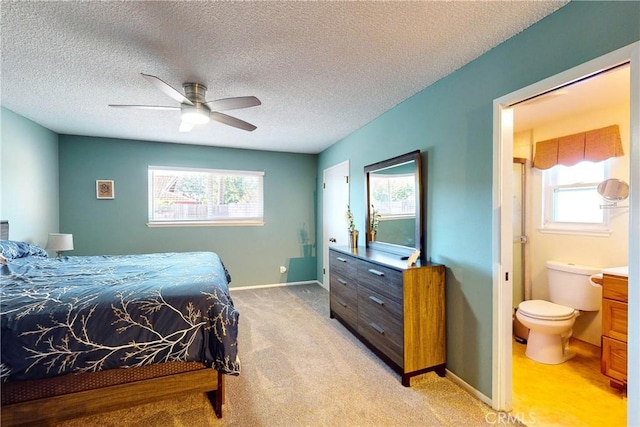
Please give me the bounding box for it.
[0,251,240,382]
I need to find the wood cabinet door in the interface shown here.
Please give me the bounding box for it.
[601,337,627,383]
[602,299,628,342]
[602,274,628,302]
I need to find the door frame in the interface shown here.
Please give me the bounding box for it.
[492,41,640,419]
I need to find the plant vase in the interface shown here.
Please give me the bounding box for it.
[349,230,359,249]
[368,230,376,242]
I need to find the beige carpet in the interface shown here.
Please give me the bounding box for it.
[59,283,509,427]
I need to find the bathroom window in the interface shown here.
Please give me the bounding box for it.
[541,160,610,235]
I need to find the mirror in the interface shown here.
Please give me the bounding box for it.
[597,178,629,202]
[365,150,423,257]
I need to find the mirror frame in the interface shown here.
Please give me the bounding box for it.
[365,150,423,258]
[597,178,629,202]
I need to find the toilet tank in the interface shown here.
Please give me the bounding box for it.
[546,261,602,311]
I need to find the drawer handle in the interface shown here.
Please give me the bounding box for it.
[337,299,347,308]
[368,268,384,277]
[370,322,385,334]
[337,278,347,286]
[369,295,384,305]
[336,257,347,263]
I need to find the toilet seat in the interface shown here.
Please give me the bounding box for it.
[518,300,575,321]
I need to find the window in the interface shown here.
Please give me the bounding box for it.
[148,166,264,226]
[369,172,415,218]
[541,160,608,234]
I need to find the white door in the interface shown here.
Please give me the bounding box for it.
[322,161,350,290]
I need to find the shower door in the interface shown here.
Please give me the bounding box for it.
[513,159,528,308]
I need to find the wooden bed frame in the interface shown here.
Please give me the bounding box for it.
[1,362,225,426]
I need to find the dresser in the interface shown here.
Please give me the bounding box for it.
[600,268,628,390]
[329,246,446,386]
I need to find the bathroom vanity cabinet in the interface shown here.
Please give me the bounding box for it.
[328,246,446,386]
[601,271,628,390]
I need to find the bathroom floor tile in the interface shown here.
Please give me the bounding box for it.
[512,337,626,426]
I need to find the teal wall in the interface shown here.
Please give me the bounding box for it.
[376,218,414,247]
[317,1,640,398]
[58,135,317,287]
[0,107,59,247]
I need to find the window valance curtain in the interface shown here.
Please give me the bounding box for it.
[533,125,623,170]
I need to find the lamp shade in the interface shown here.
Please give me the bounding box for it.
[46,233,74,252]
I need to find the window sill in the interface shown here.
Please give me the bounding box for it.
[147,220,265,227]
[538,227,612,237]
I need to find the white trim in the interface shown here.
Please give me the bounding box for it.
[627,41,640,427]
[147,220,264,227]
[446,368,493,407]
[229,280,322,291]
[537,227,612,237]
[492,41,640,422]
[148,165,265,176]
[492,103,514,411]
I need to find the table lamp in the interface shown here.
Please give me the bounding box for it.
[46,233,74,258]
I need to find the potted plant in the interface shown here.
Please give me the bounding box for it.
[369,204,380,241]
[346,205,358,248]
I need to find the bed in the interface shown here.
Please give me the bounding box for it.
[0,239,239,426]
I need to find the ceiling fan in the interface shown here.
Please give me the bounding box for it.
[109,73,261,132]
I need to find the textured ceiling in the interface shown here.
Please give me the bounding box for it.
[1,1,567,154]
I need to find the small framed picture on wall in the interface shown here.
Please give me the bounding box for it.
[96,180,115,199]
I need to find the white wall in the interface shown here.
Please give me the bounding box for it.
[524,102,630,345]
[0,107,59,246]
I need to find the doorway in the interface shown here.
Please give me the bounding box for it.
[492,42,639,423]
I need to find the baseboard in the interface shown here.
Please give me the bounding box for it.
[445,369,493,408]
[230,280,322,291]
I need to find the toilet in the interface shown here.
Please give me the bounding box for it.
[516,261,602,364]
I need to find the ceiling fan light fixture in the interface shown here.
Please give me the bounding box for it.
[110,74,258,132]
[181,104,210,125]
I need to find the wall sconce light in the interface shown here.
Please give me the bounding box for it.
[46,233,74,258]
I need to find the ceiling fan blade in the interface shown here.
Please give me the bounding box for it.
[141,73,193,106]
[210,112,257,132]
[179,121,194,132]
[109,104,180,111]
[205,96,261,112]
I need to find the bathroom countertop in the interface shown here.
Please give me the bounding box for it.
[601,266,628,277]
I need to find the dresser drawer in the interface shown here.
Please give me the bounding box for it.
[357,263,403,303]
[358,287,403,327]
[329,251,358,280]
[330,292,358,329]
[601,337,627,383]
[602,299,628,342]
[357,290,403,367]
[602,274,628,303]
